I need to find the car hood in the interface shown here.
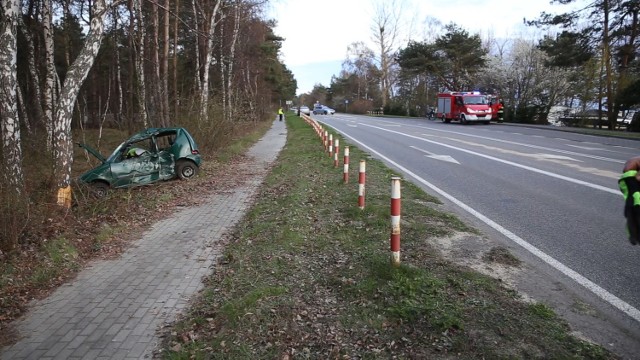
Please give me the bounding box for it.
[77,143,107,163]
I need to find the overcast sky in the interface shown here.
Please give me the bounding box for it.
[268,0,582,96]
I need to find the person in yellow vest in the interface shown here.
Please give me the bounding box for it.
[278,107,284,121]
[619,156,640,245]
[126,147,147,158]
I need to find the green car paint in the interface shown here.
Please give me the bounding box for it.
[78,127,202,194]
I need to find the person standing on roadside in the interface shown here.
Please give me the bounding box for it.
[278,107,284,121]
[619,156,640,245]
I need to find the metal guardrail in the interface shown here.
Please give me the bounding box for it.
[367,110,385,116]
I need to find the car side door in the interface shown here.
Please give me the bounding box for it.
[110,142,161,188]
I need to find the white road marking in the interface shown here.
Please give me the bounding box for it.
[410,146,460,164]
[325,124,640,324]
[567,145,607,151]
[361,124,620,194]
[401,123,625,163]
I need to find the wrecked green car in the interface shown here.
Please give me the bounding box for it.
[78,127,202,196]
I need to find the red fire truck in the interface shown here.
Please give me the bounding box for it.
[436,91,493,124]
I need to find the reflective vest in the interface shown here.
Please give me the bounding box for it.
[619,170,640,244]
[127,148,146,158]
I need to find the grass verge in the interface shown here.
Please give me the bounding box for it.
[160,116,615,359]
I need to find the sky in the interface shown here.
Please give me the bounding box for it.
[268,0,581,96]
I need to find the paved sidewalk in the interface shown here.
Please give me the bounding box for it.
[1,120,287,360]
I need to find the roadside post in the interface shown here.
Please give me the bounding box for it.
[329,134,333,157]
[343,146,350,183]
[358,160,366,209]
[334,139,340,168]
[390,177,401,266]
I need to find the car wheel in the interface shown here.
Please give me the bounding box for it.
[91,182,109,198]
[176,159,198,180]
[460,115,467,124]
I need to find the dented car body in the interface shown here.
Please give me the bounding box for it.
[78,127,202,196]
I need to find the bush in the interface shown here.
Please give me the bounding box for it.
[383,103,407,116]
[348,99,375,115]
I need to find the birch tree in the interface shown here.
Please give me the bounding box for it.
[161,0,170,123]
[132,0,148,127]
[53,0,116,207]
[220,1,241,122]
[17,15,45,132]
[200,0,222,122]
[42,0,56,150]
[0,0,24,195]
[371,0,402,108]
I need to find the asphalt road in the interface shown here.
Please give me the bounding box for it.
[313,113,640,357]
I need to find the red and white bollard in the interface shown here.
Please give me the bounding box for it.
[329,134,333,157]
[358,160,366,210]
[343,146,350,183]
[334,139,340,167]
[390,176,401,266]
[324,131,328,151]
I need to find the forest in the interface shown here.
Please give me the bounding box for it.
[0,0,296,252]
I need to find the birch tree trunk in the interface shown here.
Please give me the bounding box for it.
[192,0,201,100]
[133,0,148,127]
[225,3,241,122]
[42,0,56,150]
[0,0,25,195]
[219,16,226,121]
[17,16,44,131]
[200,0,222,122]
[113,7,123,126]
[54,0,110,207]
[173,0,180,112]
[161,0,170,124]
[150,1,161,124]
[17,84,32,134]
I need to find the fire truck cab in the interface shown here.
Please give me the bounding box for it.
[436,91,492,125]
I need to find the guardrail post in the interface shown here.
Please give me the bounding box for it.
[334,139,340,167]
[390,177,401,267]
[358,160,366,210]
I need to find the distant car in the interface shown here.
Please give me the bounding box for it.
[299,106,311,115]
[313,105,335,115]
[620,110,636,125]
[78,127,202,197]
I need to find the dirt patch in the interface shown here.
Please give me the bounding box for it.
[429,232,525,291]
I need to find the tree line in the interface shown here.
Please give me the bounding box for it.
[301,0,640,130]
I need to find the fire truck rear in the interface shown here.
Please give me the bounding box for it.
[436,91,493,124]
